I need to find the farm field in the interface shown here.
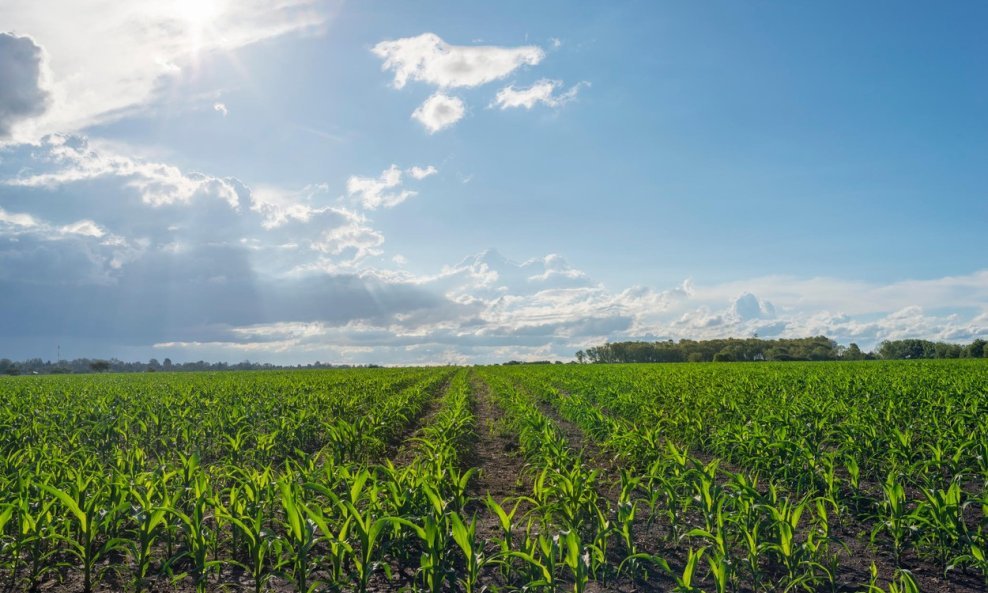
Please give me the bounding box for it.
[0,361,986,593]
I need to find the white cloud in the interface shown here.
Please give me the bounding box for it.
[0,206,40,229]
[0,137,468,358]
[3,133,986,364]
[411,92,465,133]
[66,244,988,364]
[406,165,437,180]
[213,102,228,117]
[372,32,544,89]
[60,219,105,238]
[0,136,420,284]
[493,79,587,110]
[346,164,416,209]
[0,33,51,139]
[310,219,385,263]
[1,206,108,241]
[0,0,328,136]
[343,162,436,211]
[5,135,243,209]
[250,183,332,229]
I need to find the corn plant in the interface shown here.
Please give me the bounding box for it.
[124,471,176,593]
[450,511,485,593]
[276,479,321,593]
[41,475,128,593]
[164,474,221,593]
[342,499,394,593]
[870,474,916,565]
[915,480,967,572]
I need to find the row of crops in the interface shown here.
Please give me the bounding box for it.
[491,360,988,592]
[0,361,986,592]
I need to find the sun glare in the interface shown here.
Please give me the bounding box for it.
[171,0,225,58]
[175,0,221,29]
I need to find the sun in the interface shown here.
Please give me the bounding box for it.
[175,0,221,30]
[173,0,224,56]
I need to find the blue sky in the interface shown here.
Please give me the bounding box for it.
[1,0,986,364]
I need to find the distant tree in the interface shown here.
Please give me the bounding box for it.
[163,357,173,370]
[844,343,864,360]
[966,339,987,358]
[90,360,111,373]
[764,347,791,361]
[0,359,18,375]
[687,352,705,363]
[713,351,734,363]
[575,350,587,364]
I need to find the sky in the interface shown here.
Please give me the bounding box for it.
[0,0,986,365]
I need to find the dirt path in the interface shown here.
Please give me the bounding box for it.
[459,371,545,585]
[386,374,453,465]
[464,373,529,502]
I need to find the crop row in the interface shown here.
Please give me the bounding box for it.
[492,361,988,591]
[0,368,455,592]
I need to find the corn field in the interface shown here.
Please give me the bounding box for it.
[0,360,986,592]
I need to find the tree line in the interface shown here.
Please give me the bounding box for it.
[575,337,988,364]
[0,357,375,376]
[1,337,985,375]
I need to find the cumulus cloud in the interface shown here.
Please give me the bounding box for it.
[372,33,584,131]
[5,135,244,209]
[411,92,465,133]
[2,135,986,364]
[0,0,328,135]
[213,102,228,117]
[0,33,51,139]
[310,216,385,263]
[250,183,332,229]
[372,33,544,89]
[492,79,587,110]
[0,136,470,360]
[729,292,776,321]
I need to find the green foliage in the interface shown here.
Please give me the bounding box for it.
[580,336,842,363]
[0,360,986,592]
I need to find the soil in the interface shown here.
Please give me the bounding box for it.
[461,375,531,538]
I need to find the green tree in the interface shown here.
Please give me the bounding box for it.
[844,343,864,360]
